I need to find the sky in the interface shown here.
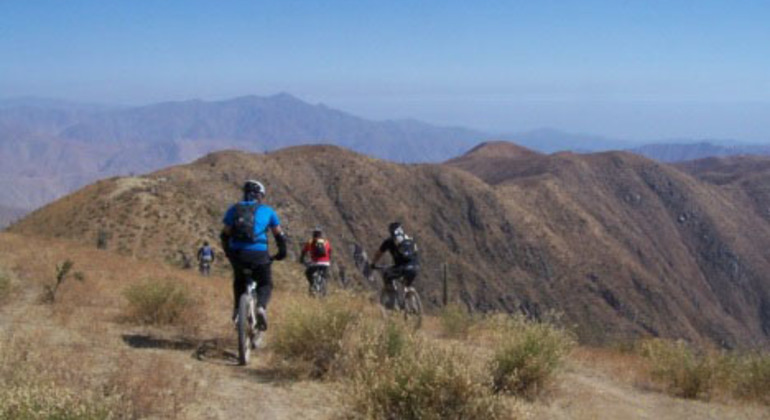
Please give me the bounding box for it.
[2,0,769,141]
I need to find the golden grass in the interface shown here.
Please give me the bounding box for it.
[640,338,770,405]
[0,265,11,303]
[122,278,199,328]
[485,315,576,399]
[438,303,478,339]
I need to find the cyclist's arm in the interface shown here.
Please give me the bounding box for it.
[371,249,384,265]
[299,243,308,264]
[270,225,287,261]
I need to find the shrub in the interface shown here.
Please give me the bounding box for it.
[487,315,575,399]
[640,339,724,400]
[0,335,116,420]
[42,259,81,303]
[345,336,505,420]
[439,303,476,339]
[272,294,362,378]
[0,267,11,303]
[123,279,195,326]
[732,352,770,405]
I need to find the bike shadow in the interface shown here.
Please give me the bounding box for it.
[121,333,198,351]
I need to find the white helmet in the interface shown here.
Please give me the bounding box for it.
[243,179,265,197]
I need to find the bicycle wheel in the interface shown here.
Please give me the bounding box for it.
[237,292,253,365]
[403,290,423,329]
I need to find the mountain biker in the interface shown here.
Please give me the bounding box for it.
[220,180,287,331]
[370,222,420,294]
[197,241,215,275]
[299,227,332,293]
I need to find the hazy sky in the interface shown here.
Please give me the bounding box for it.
[2,0,769,141]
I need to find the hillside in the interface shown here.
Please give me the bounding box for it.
[11,143,770,348]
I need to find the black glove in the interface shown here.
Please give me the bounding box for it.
[272,232,287,261]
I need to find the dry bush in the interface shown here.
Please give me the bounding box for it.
[123,278,199,328]
[439,303,477,339]
[0,266,11,303]
[343,325,506,420]
[732,352,770,405]
[0,334,118,419]
[0,332,199,419]
[104,354,199,419]
[486,315,575,399]
[639,339,729,400]
[272,293,363,378]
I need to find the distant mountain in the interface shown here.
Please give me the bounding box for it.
[630,142,770,163]
[58,93,486,162]
[0,93,488,211]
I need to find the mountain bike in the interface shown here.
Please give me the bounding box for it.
[307,265,328,298]
[371,265,422,328]
[199,258,212,276]
[236,271,263,366]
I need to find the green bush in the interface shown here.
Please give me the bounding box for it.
[123,279,195,326]
[272,295,361,378]
[439,303,476,339]
[488,315,575,398]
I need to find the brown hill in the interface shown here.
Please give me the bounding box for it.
[11,144,770,348]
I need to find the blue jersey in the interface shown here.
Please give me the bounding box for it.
[223,201,281,252]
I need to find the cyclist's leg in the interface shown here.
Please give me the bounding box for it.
[231,259,247,320]
[403,265,419,289]
[252,262,272,330]
[305,266,316,287]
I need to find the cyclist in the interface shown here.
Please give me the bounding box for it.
[370,222,420,300]
[299,227,332,294]
[197,240,215,276]
[220,180,287,331]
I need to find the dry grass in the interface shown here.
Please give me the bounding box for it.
[438,303,478,339]
[640,339,770,405]
[344,339,507,420]
[122,278,200,330]
[732,352,770,405]
[0,265,11,303]
[485,315,576,399]
[639,339,728,400]
[272,293,364,378]
[0,331,198,420]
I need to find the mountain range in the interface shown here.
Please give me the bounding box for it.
[2,93,769,225]
[11,142,770,349]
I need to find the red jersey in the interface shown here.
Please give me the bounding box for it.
[303,238,332,265]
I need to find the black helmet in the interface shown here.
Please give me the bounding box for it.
[388,222,404,237]
[203,240,209,246]
[243,179,265,200]
[312,226,323,238]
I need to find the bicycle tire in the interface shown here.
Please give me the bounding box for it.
[237,292,253,365]
[404,290,423,329]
